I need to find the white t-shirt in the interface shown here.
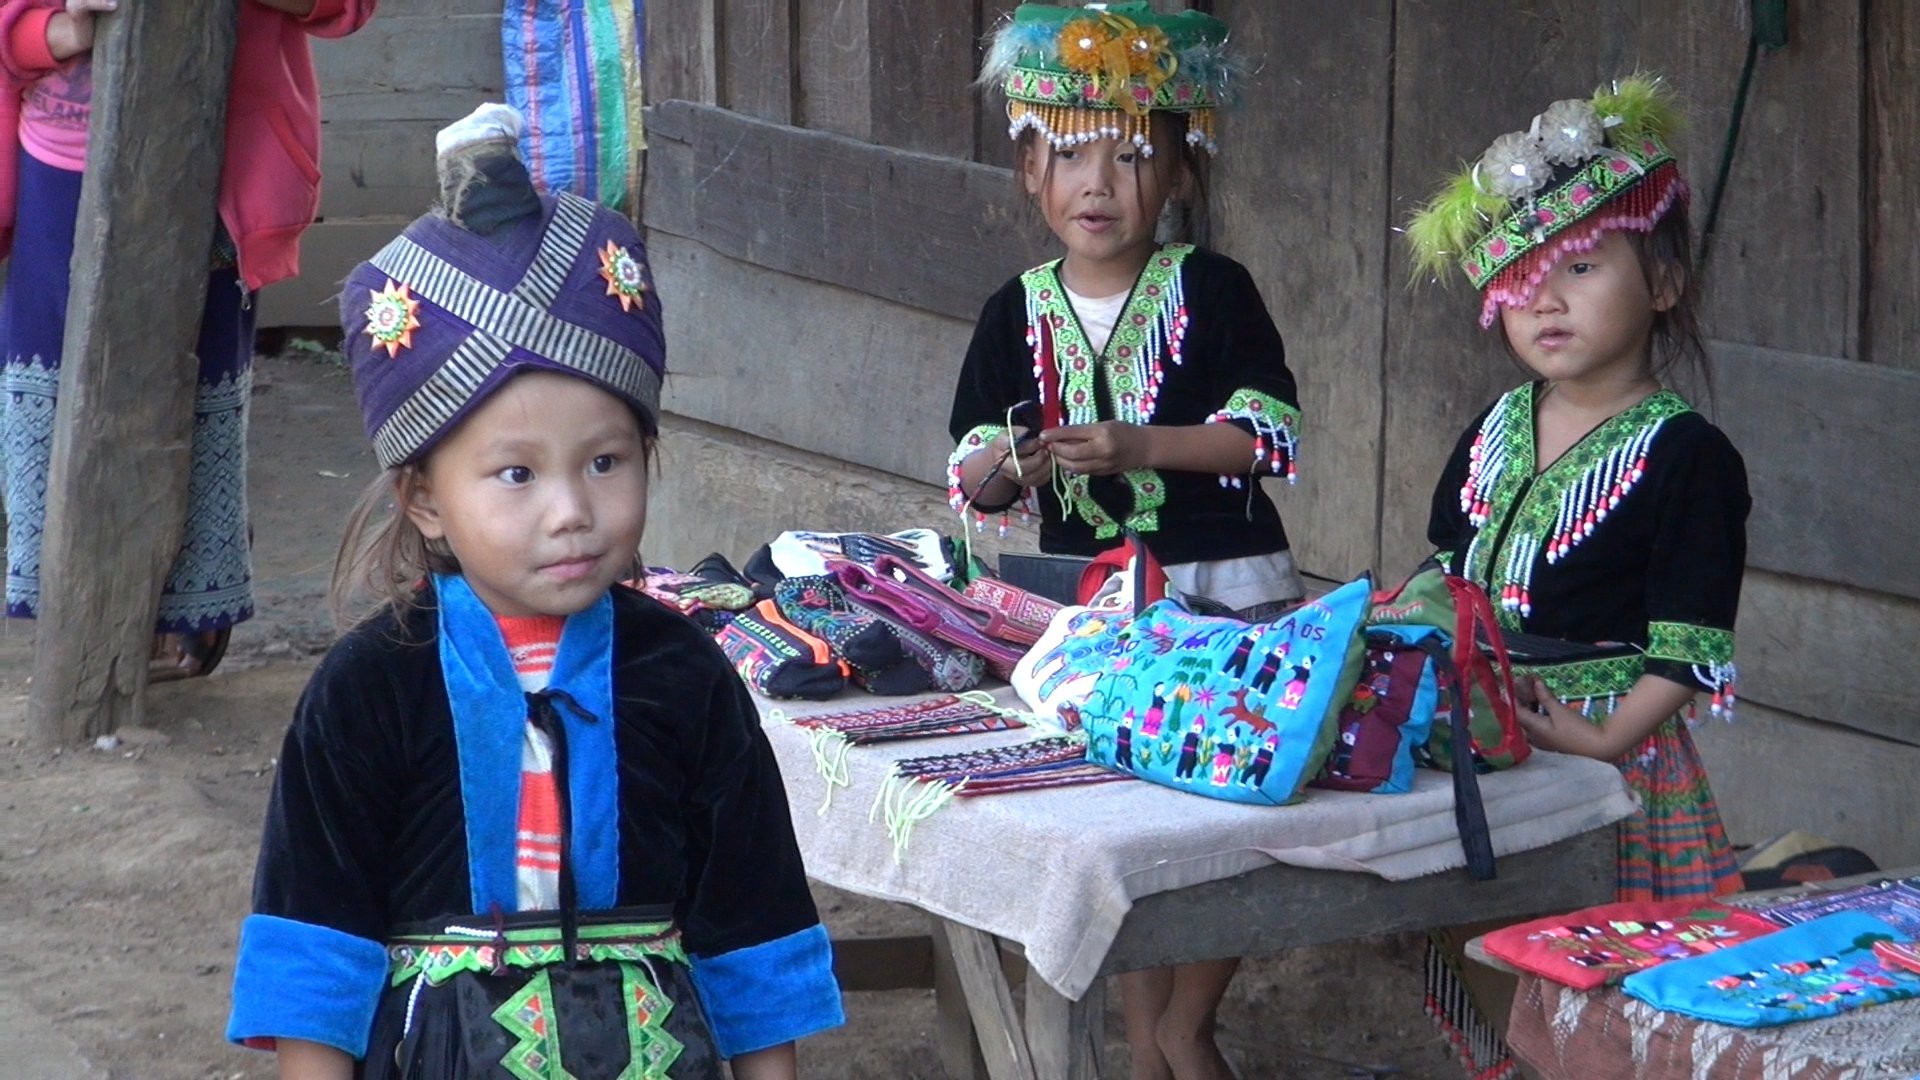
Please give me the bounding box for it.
[1167,549,1306,615]
[1064,285,1130,354]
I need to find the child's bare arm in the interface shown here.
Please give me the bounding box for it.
[1515,674,1698,761]
[276,1038,353,1080]
[729,1041,798,1080]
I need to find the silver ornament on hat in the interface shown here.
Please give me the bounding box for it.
[1475,130,1550,200]
[1534,98,1605,166]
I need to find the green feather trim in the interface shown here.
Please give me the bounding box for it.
[1405,167,1507,284]
[1594,72,1683,147]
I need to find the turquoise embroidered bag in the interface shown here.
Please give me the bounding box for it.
[1079,578,1372,806]
[1621,912,1920,1027]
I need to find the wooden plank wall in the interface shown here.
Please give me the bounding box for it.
[640,0,1920,855]
[1866,0,1920,369]
[1208,0,1392,579]
[258,0,503,327]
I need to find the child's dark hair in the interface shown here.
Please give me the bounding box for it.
[1495,203,1710,397]
[1012,113,1214,246]
[1629,201,1710,395]
[328,410,658,629]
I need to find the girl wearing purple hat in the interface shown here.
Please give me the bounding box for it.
[225,105,842,1079]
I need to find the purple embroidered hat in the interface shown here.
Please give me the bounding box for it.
[341,103,665,469]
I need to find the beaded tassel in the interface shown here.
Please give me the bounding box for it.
[1460,394,1515,528]
[1693,661,1738,720]
[1026,288,1048,415]
[1207,413,1295,488]
[1546,420,1662,563]
[1131,269,1187,425]
[1498,532,1541,617]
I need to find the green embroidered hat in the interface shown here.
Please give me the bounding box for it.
[980,2,1237,156]
[1405,73,1690,327]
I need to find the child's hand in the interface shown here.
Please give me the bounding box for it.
[1513,677,1612,759]
[1042,421,1152,476]
[1000,429,1054,488]
[49,0,117,60]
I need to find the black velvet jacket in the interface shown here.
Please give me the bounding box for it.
[949,246,1300,566]
[1427,384,1750,695]
[250,585,822,959]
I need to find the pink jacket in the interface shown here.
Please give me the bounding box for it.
[0,0,375,290]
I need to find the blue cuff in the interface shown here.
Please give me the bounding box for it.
[226,914,389,1058]
[690,924,845,1058]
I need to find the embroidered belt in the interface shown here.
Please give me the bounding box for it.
[1518,653,1644,704]
[387,919,687,987]
[384,914,699,1079]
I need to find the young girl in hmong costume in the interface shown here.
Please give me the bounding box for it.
[1408,76,1750,1077]
[225,106,842,1079]
[951,6,1300,1077]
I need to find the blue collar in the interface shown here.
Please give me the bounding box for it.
[434,574,620,913]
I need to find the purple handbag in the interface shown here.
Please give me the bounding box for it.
[830,562,1002,687]
[841,558,1030,681]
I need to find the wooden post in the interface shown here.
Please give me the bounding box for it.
[934,920,1038,1080]
[26,0,238,744]
[1026,975,1104,1080]
[930,918,990,1080]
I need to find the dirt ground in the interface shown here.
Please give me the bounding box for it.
[0,348,1466,1079]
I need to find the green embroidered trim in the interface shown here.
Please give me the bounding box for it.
[1520,655,1644,702]
[1097,245,1190,427]
[1464,385,1694,633]
[495,970,574,1080]
[616,963,685,1079]
[1462,135,1675,288]
[1460,386,1535,590]
[1022,245,1194,537]
[948,423,1008,511]
[1005,66,1216,111]
[1647,622,1734,667]
[389,922,687,987]
[1213,389,1299,432]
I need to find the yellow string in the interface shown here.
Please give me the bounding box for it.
[805,726,853,815]
[1005,404,1024,483]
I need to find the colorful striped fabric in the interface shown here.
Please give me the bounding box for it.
[1614,714,1743,902]
[503,1,647,215]
[498,614,566,908]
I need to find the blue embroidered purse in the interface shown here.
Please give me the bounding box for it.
[1078,578,1372,806]
[1622,912,1920,1027]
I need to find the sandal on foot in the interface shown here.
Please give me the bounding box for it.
[149,628,232,682]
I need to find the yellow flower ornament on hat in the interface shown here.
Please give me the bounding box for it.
[981,1,1238,156]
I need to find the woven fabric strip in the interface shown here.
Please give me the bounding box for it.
[503,0,647,215]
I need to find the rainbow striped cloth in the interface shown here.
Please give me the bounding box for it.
[503,1,647,216]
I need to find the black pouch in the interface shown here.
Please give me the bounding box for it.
[994,552,1094,607]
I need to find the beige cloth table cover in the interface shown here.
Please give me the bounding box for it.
[761,686,1637,1000]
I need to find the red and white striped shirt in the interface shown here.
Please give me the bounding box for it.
[498,615,566,910]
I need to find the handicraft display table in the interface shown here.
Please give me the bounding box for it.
[760,687,1637,1080]
[1467,868,1920,1080]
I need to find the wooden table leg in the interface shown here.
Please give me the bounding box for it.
[1026,974,1103,1080]
[930,919,989,1080]
[934,920,1038,1080]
